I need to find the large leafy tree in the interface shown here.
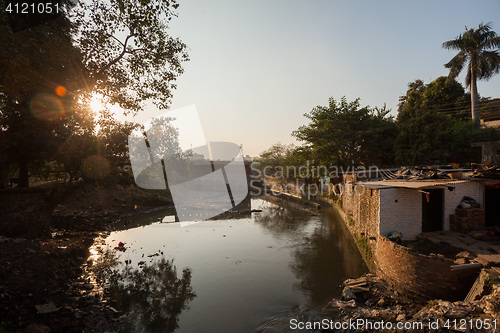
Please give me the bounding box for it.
[293,97,396,168]
[254,143,295,176]
[443,22,500,130]
[395,77,500,165]
[0,0,189,187]
[0,2,86,187]
[395,106,454,166]
[396,78,462,165]
[70,0,189,113]
[398,77,471,120]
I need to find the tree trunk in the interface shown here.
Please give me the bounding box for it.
[470,70,480,131]
[18,161,29,188]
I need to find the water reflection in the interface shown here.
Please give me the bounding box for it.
[252,198,313,238]
[290,209,368,308]
[87,197,367,332]
[253,199,368,308]
[92,253,196,333]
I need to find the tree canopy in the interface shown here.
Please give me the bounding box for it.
[0,2,85,187]
[70,0,189,113]
[395,77,500,165]
[443,22,500,129]
[0,0,189,187]
[292,97,396,168]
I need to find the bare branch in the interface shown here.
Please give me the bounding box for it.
[109,35,125,47]
[96,34,135,75]
[125,48,147,54]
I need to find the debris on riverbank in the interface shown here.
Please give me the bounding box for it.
[0,231,103,331]
[0,183,172,332]
[322,271,500,332]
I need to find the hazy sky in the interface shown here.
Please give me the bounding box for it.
[132,0,500,157]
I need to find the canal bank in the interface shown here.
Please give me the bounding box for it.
[314,195,478,303]
[261,176,481,301]
[261,179,500,332]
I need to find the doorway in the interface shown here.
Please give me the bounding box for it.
[422,188,444,232]
[485,187,500,227]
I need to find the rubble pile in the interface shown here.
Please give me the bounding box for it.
[322,274,416,330]
[454,251,474,265]
[322,271,500,332]
[394,167,453,180]
[471,165,500,179]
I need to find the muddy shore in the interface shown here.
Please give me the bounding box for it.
[0,183,254,332]
[0,184,174,332]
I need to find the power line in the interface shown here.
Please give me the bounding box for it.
[399,97,500,111]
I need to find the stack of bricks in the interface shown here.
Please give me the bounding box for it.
[450,207,485,233]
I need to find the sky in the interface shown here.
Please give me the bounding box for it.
[128,0,500,157]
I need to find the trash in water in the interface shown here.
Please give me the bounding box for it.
[114,242,126,252]
[35,302,59,314]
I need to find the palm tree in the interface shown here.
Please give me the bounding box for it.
[443,22,500,130]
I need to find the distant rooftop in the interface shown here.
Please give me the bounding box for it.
[359,179,470,189]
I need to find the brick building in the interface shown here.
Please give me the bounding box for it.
[339,175,500,301]
[341,178,486,241]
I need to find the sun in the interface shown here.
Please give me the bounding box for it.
[86,92,125,125]
[90,94,105,112]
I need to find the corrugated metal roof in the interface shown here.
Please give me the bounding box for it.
[358,179,470,189]
[360,184,393,189]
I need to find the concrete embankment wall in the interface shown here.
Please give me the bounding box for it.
[376,235,478,302]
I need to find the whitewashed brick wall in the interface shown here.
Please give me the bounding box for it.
[377,181,484,240]
[378,188,422,240]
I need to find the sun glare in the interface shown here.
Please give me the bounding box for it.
[88,93,123,120]
[90,94,105,112]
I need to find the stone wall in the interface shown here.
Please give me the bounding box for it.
[341,182,355,214]
[350,185,379,241]
[471,140,500,164]
[376,236,479,301]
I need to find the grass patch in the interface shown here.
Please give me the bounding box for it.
[347,215,354,226]
[356,237,372,262]
[356,236,376,271]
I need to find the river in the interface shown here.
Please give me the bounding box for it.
[89,197,368,332]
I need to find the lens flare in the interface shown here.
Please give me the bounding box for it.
[55,85,67,97]
[29,93,65,122]
[82,155,110,180]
